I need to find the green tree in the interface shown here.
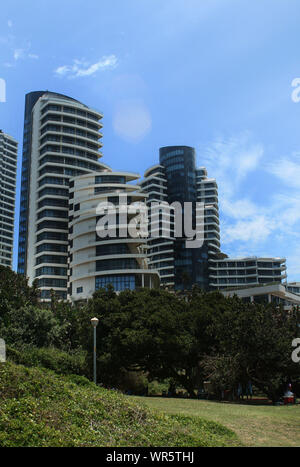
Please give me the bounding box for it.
[0,266,39,319]
[207,300,300,403]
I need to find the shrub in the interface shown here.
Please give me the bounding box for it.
[0,362,241,447]
[7,346,88,377]
[117,370,149,395]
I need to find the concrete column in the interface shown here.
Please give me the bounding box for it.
[268,294,272,303]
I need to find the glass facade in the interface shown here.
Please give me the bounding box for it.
[95,175,126,184]
[159,146,209,290]
[96,243,130,256]
[96,258,138,271]
[40,290,67,300]
[95,274,136,291]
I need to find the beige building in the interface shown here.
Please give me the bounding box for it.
[68,172,159,301]
[209,257,287,289]
[18,91,106,300]
[221,282,300,310]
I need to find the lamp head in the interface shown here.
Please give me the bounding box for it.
[91,317,99,328]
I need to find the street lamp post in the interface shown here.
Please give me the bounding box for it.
[91,317,99,384]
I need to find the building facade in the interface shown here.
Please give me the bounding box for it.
[140,164,175,288]
[286,282,300,297]
[141,146,220,290]
[18,90,160,301]
[209,257,287,289]
[18,92,292,300]
[17,91,106,300]
[68,172,159,301]
[221,283,300,310]
[0,130,18,268]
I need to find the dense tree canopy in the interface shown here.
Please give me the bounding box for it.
[0,266,299,401]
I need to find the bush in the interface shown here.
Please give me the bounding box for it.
[7,346,88,377]
[0,362,241,447]
[0,306,69,349]
[112,370,149,395]
[148,380,170,396]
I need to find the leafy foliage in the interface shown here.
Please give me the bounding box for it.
[0,362,240,447]
[7,346,88,377]
[0,265,39,316]
[1,268,299,401]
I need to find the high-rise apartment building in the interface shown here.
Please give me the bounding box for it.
[209,257,287,289]
[18,91,159,301]
[140,164,175,288]
[18,91,290,300]
[285,282,300,297]
[68,172,159,301]
[17,91,106,300]
[0,130,17,268]
[141,146,220,290]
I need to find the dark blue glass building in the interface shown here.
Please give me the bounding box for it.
[142,146,221,290]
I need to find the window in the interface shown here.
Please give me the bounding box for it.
[37,231,68,242]
[160,149,184,162]
[37,220,68,231]
[95,275,135,291]
[95,175,125,184]
[37,209,68,219]
[96,258,138,271]
[39,176,69,187]
[96,243,130,257]
[37,278,67,288]
[77,287,83,294]
[35,266,67,277]
[38,198,68,209]
[40,290,67,300]
[165,164,184,172]
[36,255,67,265]
[38,187,68,198]
[94,186,120,194]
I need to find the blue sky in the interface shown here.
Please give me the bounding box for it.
[1,0,300,279]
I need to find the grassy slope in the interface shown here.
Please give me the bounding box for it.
[0,362,241,447]
[131,396,300,447]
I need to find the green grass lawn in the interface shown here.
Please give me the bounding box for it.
[131,396,300,447]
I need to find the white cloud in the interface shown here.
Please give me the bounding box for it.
[54,55,118,78]
[222,215,275,244]
[201,132,264,199]
[200,133,265,244]
[221,198,259,220]
[55,65,69,76]
[200,133,300,278]
[13,44,38,62]
[0,34,38,65]
[268,152,300,189]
